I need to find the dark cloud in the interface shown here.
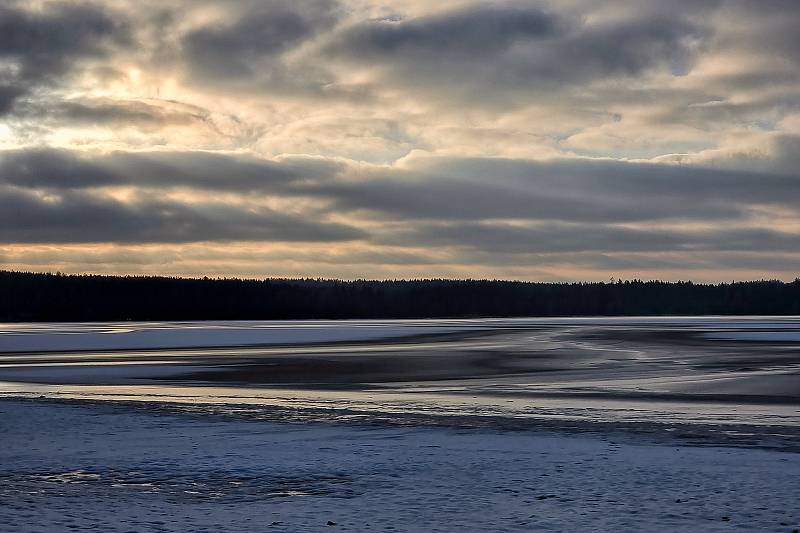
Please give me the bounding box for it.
[38,99,209,127]
[0,186,364,244]
[309,172,743,223]
[0,149,112,189]
[333,5,558,58]
[181,0,339,87]
[0,2,128,112]
[0,85,25,115]
[105,151,344,191]
[542,15,705,79]
[0,148,343,192]
[326,3,708,102]
[310,156,800,223]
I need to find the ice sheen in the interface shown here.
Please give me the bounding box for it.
[3,316,800,353]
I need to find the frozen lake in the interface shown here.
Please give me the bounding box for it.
[2,318,800,531]
[1,317,800,450]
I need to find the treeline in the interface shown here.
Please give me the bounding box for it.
[1,270,799,321]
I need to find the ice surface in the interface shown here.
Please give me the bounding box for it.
[3,316,800,353]
[2,317,800,439]
[702,331,800,342]
[0,320,481,353]
[1,399,798,533]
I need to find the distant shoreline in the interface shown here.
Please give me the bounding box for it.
[3,270,799,321]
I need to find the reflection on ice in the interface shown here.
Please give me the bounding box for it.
[1,316,799,449]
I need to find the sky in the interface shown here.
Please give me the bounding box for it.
[1,0,799,281]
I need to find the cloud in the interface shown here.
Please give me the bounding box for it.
[331,4,558,58]
[0,148,342,192]
[379,221,800,254]
[0,186,364,244]
[0,85,25,115]
[325,2,708,104]
[22,98,210,128]
[310,156,800,223]
[712,1,800,65]
[180,0,341,92]
[0,2,128,113]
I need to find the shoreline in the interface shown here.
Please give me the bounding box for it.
[4,393,799,454]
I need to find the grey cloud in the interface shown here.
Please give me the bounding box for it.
[0,149,113,189]
[0,85,25,115]
[716,1,800,64]
[311,171,744,223]
[0,2,128,112]
[665,134,800,177]
[334,5,558,58]
[0,148,343,192]
[309,156,800,223]
[402,156,800,206]
[0,187,364,244]
[527,15,704,79]
[326,3,708,101]
[38,99,209,127]
[182,0,339,88]
[378,222,688,254]
[586,2,800,137]
[651,95,800,130]
[106,151,344,191]
[694,252,800,272]
[765,134,800,176]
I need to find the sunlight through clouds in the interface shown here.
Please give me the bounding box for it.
[1,0,799,280]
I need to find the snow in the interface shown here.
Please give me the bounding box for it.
[1,398,798,533]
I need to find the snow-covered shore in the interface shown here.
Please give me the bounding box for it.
[1,398,798,533]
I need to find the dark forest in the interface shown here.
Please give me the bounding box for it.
[2,271,799,322]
